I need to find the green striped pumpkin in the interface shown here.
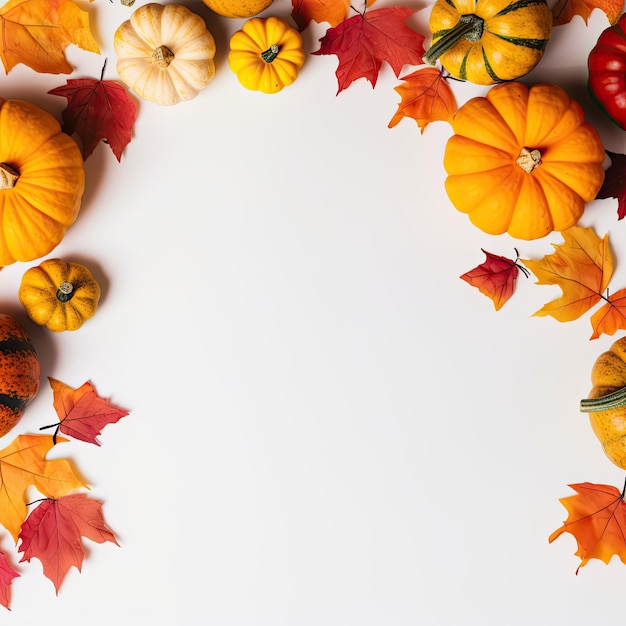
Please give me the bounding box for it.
[0,314,40,437]
[423,0,553,85]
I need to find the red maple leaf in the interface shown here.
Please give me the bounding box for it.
[41,378,129,446]
[549,481,626,572]
[460,249,528,310]
[48,62,137,161]
[312,6,425,93]
[596,150,626,220]
[0,553,19,610]
[18,493,118,594]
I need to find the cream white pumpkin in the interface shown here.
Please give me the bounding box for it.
[114,3,216,106]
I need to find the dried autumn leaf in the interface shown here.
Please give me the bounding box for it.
[522,226,613,322]
[460,249,527,311]
[589,287,626,339]
[388,67,457,132]
[18,493,118,594]
[43,378,129,446]
[0,553,19,610]
[549,482,626,572]
[0,434,85,542]
[596,150,626,220]
[312,6,425,94]
[551,0,622,25]
[0,0,100,75]
[48,72,138,162]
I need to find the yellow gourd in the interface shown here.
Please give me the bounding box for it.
[18,259,101,332]
[228,17,305,94]
[114,3,216,106]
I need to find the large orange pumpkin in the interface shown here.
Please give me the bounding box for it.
[0,314,40,437]
[443,81,605,240]
[0,99,85,266]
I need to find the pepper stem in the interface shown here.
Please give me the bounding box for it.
[56,282,75,303]
[423,14,484,66]
[580,387,626,412]
[0,163,19,189]
[261,44,280,63]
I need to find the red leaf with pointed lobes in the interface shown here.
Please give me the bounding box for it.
[18,494,118,594]
[460,249,526,310]
[312,6,425,94]
[45,378,129,446]
[0,553,19,610]
[596,151,626,220]
[48,73,137,161]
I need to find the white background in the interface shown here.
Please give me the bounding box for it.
[0,0,625,623]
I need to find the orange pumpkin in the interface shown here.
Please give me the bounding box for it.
[0,99,85,266]
[0,314,40,437]
[443,81,605,240]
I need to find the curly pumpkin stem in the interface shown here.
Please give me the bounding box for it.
[0,163,19,189]
[516,147,542,173]
[580,387,626,412]
[423,14,484,66]
[152,45,175,68]
[261,44,280,63]
[56,281,75,303]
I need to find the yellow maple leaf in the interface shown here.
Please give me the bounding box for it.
[0,434,86,542]
[552,0,623,26]
[0,0,100,75]
[522,226,613,323]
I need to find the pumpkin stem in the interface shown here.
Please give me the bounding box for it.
[261,44,280,63]
[423,14,484,66]
[56,282,75,303]
[580,387,626,412]
[0,163,19,189]
[152,45,175,68]
[516,147,542,173]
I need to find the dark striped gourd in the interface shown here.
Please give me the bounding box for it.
[0,314,40,437]
[423,0,553,85]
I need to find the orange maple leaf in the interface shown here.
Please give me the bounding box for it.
[0,0,100,75]
[549,481,626,572]
[0,434,86,542]
[551,0,622,25]
[589,288,626,339]
[18,493,118,594]
[522,226,613,323]
[388,67,457,132]
[43,378,129,446]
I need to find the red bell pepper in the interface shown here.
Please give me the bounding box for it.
[588,13,626,130]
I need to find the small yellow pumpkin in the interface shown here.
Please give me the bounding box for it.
[114,3,216,106]
[0,99,84,267]
[202,0,274,18]
[443,81,605,240]
[18,259,101,332]
[580,336,626,470]
[228,17,305,94]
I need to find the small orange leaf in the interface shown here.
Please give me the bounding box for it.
[522,226,613,323]
[0,0,100,75]
[551,0,622,25]
[589,287,626,339]
[460,249,527,310]
[388,67,457,132]
[549,482,626,572]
